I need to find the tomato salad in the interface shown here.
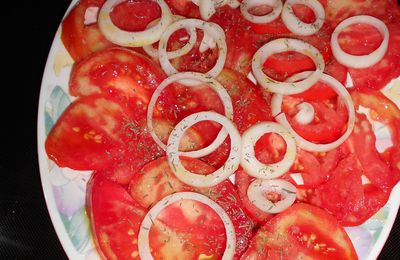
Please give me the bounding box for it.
[46,0,400,259]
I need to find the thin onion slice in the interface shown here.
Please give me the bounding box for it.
[281,0,325,36]
[98,0,173,47]
[167,112,241,188]
[147,72,233,158]
[294,102,315,125]
[143,15,197,59]
[247,179,297,213]
[252,38,325,94]
[272,71,355,152]
[241,121,297,179]
[331,15,389,69]
[138,192,236,260]
[199,0,217,20]
[159,19,227,86]
[240,0,283,24]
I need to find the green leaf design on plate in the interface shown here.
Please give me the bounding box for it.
[45,85,71,135]
[60,207,91,253]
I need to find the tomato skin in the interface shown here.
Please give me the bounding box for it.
[350,91,400,190]
[347,23,400,90]
[86,171,146,260]
[69,47,166,107]
[45,94,134,170]
[241,203,358,260]
[128,157,255,259]
[61,0,114,61]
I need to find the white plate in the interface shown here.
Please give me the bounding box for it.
[37,1,400,259]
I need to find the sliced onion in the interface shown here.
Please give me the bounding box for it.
[241,121,297,179]
[294,102,315,125]
[98,0,173,47]
[138,192,236,260]
[199,32,217,53]
[272,72,356,152]
[252,38,325,94]
[331,15,389,69]
[167,112,241,188]
[281,0,325,36]
[240,0,283,24]
[147,72,233,158]
[143,15,197,59]
[159,19,227,86]
[247,179,296,213]
[199,0,217,20]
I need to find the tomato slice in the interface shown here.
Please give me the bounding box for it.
[61,0,114,61]
[86,171,147,260]
[109,0,161,32]
[241,203,357,260]
[210,6,261,76]
[69,47,166,106]
[345,23,400,90]
[281,90,348,144]
[45,94,134,170]
[324,0,400,26]
[165,0,200,18]
[128,157,255,259]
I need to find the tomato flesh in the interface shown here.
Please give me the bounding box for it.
[241,203,357,260]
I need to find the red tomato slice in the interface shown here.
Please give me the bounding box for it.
[165,0,200,18]
[45,94,134,170]
[298,154,390,227]
[348,92,400,190]
[86,171,146,260]
[289,148,340,188]
[210,6,260,76]
[61,0,114,61]
[345,23,400,90]
[149,199,226,259]
[241,203,358,260]
[109,0,161,32]
[281,92,348,144]
[69,47,166,107]
[128,157,255,259]
[324,0,400,26]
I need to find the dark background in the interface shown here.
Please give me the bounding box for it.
[1,0,399,259]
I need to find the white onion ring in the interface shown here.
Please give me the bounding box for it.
[272,71,355,152]
[200,0,217,20]
[294,102,315,125]
[98,0,173,47]
[252,38,325,94]
[147,72,233,158]
[138,192,236,260]
[331,15,389,69]
[159,19,227,86]
[143,16,197,59]
[247,179,297,213]
[240,0,283,24]
[167,112,241,188]
[281,0,325,36]
[241,121,297,179]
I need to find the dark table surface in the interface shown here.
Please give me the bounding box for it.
[1,0,399,259]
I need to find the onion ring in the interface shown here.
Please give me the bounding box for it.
[143,15,197,59]
[252,38,325,94]
[241,121,297,179]
[138,192,236,260]
[281,0,325,36]
[294,102,315,125]
[147,72,233,158]
[247,179,297,213]
[272,71,355,152]
[98,0,173,47]
[159,19,227,86]
[167,112,241,188]
[240,0,283,24]
[331,15,389,69]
